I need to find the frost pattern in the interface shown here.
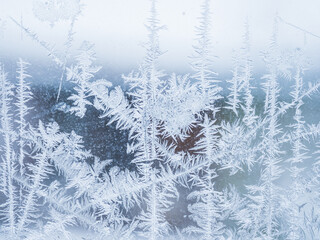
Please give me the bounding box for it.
[1,0,320,239]
[33,0,81,26]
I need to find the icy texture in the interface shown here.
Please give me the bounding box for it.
[33,0,81,26]
[1,0,320,239]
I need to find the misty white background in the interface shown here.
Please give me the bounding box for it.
[0,0,320,74]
